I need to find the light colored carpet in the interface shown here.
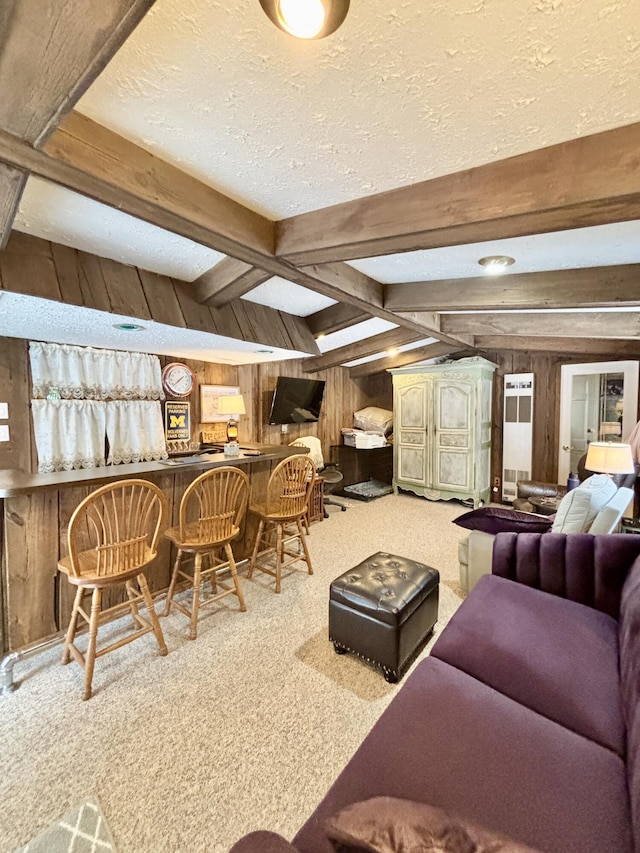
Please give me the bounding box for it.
[0,493,468,853]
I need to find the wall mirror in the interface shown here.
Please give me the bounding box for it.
[558,360,639,483]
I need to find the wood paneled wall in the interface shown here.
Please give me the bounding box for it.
[480,349,640,488]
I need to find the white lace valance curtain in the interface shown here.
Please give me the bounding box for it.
[32,400,107,473]
[29,342,164,401]
[105,401,168,465]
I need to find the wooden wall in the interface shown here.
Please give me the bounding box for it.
[480,349,640,488]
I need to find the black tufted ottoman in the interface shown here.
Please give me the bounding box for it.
[329,551,439,683]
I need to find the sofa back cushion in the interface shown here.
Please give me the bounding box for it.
[619,557,640,844]
[589,487,634,534]
[551,475,616,533]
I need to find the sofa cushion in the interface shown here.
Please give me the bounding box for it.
[551,474,616,533]
[453,506,552,535]
[430,575,624,755]
[324,797,541,853]
[619,558,640,845]
[292,658,631,853]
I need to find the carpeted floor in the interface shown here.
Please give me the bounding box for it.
[0,492,468,853]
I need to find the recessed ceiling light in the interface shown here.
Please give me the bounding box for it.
[113,323,145,331]
[259,0,350,39]
[386,348,399,357]
[256,349,273,354]
[316,333,326,341]
[478,255,515,275]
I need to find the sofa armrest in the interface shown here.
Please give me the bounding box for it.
[516,480,566,500]
[492,532,640,619]
[228,831,300,853]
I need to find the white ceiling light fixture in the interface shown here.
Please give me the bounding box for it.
[259,0,350,39]
[113,323,145,331]
[478,255,515,276]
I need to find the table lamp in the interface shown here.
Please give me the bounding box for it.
[217,394,246,445]
[585,441,635,476]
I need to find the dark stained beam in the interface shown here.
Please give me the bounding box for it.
[0,112,471,347]
[277,122,640,265]
[475,335,640,357]
[304,328,423,373]
[0,0,157,243]
[192,257,271,307]
[442,311,640,338]
[385,265,640,312]
[306,302,370,336]
[0,0,157,145]
[349,343,463,377]
[0,165,26,250]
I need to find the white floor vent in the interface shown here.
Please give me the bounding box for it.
[502,373,534,503]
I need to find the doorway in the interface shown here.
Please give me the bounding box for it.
[558,361,639,484]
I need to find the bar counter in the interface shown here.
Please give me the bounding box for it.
[0,444,301,652]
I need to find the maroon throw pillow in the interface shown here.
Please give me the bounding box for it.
[453,506,552,535]
[325,797,542,853]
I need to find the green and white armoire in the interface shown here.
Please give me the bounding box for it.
[390,357,497,508]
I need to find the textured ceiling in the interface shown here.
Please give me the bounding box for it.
[349,220,640,284]
[9,0,640,363]
[0,292,307,365]
[76,0,640,218]
[15,177,225,281]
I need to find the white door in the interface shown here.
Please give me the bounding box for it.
[558,361,639,483]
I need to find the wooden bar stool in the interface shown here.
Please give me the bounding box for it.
[163,466,250,639]
[247,454,315,593]
[57,479,168,701]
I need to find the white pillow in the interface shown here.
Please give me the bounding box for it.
[353,406,393,435]
[551,474,617,533]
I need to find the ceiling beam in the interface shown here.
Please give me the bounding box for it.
[0,112,474,348]
[306,302,370,336]
[277,122,640,265]
[191,257,271,307]
[442,311,640,338]
[0,111,472,348]
[349,343,462,377]
[0,0,157,246]
[0,0,157,145]
[0,165,26,250]
[304,328,423,373]
[385,265,640,313]
[475,335,640,357]
[0,231,319,355]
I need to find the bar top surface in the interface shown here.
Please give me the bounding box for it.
[0,444,304,498]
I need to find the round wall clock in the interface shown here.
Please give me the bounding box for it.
[162,362,194,398]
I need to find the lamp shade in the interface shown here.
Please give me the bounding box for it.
[217,394,246,417]
[585,441,635,475]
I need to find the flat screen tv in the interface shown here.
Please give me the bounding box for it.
[268,376,326,425]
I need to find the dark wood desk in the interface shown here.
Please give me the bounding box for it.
[333,444,393,491]
[0,445,299,652]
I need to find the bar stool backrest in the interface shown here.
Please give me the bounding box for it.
[179,466,250,544]
[266,455,315,520]
[67,479,167,578]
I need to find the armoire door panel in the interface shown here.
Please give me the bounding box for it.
[437,382,472,432]
[436,449,471,490]
[398,446,426,483]
[399,385,427,430]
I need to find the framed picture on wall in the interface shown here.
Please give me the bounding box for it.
[200,385,240,423]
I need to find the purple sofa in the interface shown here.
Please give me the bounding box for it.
[230,533,640,853]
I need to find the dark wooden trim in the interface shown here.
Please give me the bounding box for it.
[277,122,640,264]
[385,265,640,312]
[442,311,640,338]
[192,258,271,307]
[474,335,640,356]
[304,328,422,373]
[348,343,462,376]
[0,165,26,249]
[306,302,370,336]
